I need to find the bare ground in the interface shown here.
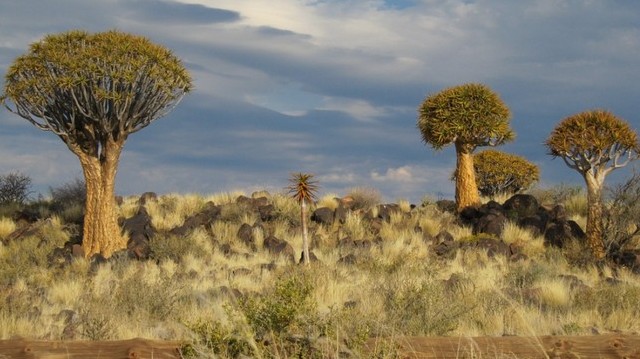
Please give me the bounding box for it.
[0,334,639,358]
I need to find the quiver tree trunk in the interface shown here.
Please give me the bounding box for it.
[455,142,481,211]
[584,172,606,260]
[72,139,126,258]
[301,200,310,265]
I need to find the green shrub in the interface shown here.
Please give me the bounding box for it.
[382,279,467,336]
[238,271,315,337]
[181,320,254,359]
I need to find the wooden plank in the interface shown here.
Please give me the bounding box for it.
[0,334,638,358]
[365,334,640,358]
[0,338,181,359]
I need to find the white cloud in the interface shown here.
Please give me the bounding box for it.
[371,165,415,183]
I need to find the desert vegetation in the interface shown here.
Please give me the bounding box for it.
[0,177,639,357]
[1,29,640,358]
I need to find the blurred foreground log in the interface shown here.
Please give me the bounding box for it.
[0,334,638,358]
[366,334,640,358]
[0,338,181,359]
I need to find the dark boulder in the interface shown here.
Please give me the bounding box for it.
[311,207,335,225]
[473,212,508,237]
[435,230,454,243]
[503,194,539,220]
[237,223,256,249]
[263,235,295,261]
[544,220,586,248]
[138,192,158,205]
[376,204,401,222]
[258,204,275,222]
[337,253,358,265]
[518,215,547,236]
[334,206,349,224]
[436,200,456,213]
[298,251,319,264]
[121,207,155,260]
[170,202,221,236]
[470,238,512,257]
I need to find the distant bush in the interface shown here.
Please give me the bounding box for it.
[50,177,86,207]
[0,171,32,205]
[346,187,381,210]
[603,171,640,255]
[468,150,539,198]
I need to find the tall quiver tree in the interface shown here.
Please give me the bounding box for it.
[546,110,640,260]
[418,83,513,211]
[1,30,192,258]
[287,173,319,266]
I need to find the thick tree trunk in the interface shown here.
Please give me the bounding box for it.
[455,142,480,212]
[74,139,126,258]
[301,200,310,265]
[584,172,606,260]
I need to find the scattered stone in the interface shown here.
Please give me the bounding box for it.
[263,235,295,261]
[298,251,319,264]
[138,192,158,205]
[503,194,539,220]
[544,220,585,248]
[376,204,401,222]
[237,223,256,249]
[436,199,457,213]
[258,204,275,222]
[338,253,358,265]
[170,202,221,236]
[311,207,334,225]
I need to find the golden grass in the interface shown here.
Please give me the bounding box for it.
[2,189,640,356]
[0,217,16,240]
[317,193,340,210]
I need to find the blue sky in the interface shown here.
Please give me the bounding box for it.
[1,0,639,202]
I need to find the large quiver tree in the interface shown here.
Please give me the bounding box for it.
[2,30,192,258]
[418,83,513,211]
[546,109,639,260]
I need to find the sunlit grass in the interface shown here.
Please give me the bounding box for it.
[1,188,640,358]
[0,217,16,240]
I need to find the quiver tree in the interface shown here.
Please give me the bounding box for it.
[1,30,192,258]
[418,83,513,211]
[287,173,319,266]
[546,109,639,260]
[470,149,540,198]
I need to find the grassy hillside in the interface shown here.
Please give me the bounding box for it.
[0,187,638,358]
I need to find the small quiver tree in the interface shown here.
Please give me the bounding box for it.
[471,150,540,198]
[1,30,192,258]
[418,83,513,211]
[287,173,319,266]
[546,109,640,260]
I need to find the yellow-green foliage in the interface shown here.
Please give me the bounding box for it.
[417,83,513,150]
[546,110,639,166]
[473,149,540,197]
[3,31,192,134]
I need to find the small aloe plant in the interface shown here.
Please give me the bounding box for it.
[287,173,319,265]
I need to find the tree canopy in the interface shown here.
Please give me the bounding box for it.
[471,150,540,197]
[417,83,513,151]
[546,109,639,176]
[2,30,192,154]
[546,109,639,260]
